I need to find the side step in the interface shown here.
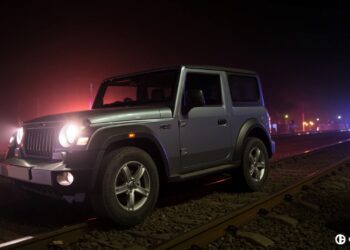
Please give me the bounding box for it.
[169,163,239,182]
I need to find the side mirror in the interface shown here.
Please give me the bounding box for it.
[182,89,205,114]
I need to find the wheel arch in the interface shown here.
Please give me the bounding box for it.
[88,125,170,189]
[233,119,273,161]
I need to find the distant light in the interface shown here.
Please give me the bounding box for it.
[303,121,309,126]
[128,133,136,138]
[284,114,289,119]
[337,115,342,120]
[309,121,314,126]
[316,118,320,122]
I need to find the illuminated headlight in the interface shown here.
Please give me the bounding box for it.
[59,123,89,148]
[16,127,24,145]
[59,123,80,147]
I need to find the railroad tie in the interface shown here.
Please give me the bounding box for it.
[331,181,347,189]
[294,199,320,211]
[323,181,346,190]
[266,213,299,227]
[341,177,350,182]
[124,245,147,250]
[301,184,318,192]
[172,217,198,225]
[124,230,172,241]
[236,230,274,248]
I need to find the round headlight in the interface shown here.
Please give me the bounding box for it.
[59,124,80,148]
[16,127,24,145]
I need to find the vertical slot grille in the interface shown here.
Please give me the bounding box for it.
[24,128,55,158]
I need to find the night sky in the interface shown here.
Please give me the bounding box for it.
[0,1,350,145]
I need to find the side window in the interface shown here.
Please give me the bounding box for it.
[183,73,222,107]
[228,75,260,105]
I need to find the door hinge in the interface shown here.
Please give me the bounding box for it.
[180,148,188,155]
[178,120,187,127]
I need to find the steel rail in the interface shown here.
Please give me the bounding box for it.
[0,220,96,250]
[271,137,350,163]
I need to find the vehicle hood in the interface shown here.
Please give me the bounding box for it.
[24,106,171,125]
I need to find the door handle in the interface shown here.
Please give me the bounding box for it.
[160,124,171,129]
[218,119,227,126]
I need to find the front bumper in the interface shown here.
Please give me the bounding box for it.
[0,151,101,195]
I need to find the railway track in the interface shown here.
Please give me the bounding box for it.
[1,140,350,249]
[154,157,350,250]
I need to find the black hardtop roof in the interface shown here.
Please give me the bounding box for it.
[103,65,256,83]
[184,65,256,75]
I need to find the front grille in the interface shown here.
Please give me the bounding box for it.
[24,128,55,158]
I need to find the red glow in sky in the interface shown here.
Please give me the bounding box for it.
[0,2,349,132]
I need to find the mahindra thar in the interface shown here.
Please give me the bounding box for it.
[0,65,275,226]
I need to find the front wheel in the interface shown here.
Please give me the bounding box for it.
[232,137,269,191]
[91,147,159,227]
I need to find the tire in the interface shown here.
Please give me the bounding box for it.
[91,147,159,227]
[232,137,269,192]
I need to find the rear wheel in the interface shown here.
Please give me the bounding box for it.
[91,147,159,227]
[232,137,269,191]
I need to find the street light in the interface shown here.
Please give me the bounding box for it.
[337,115,342,120]
[284,114,289,119]
[316,118,320,122]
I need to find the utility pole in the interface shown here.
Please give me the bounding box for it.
[89,83,93,109]
[36,97,39,117]
[17,100,21,125]
[301,101,305,132]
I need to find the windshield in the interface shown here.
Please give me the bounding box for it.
[93,69,180,110]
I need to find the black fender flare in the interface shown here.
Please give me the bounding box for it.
[233,119,272,161]
[87,124,170,188]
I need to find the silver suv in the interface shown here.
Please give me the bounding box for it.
[0,65,275,226]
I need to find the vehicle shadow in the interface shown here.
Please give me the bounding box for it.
[0,173,243,233]
[157,173,237,207]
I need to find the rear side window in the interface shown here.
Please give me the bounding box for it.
[228,75,260,105]
[184,73,222,105]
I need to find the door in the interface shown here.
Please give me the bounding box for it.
[179,71,232,170]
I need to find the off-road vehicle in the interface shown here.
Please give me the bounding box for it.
[0,65,275,226]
